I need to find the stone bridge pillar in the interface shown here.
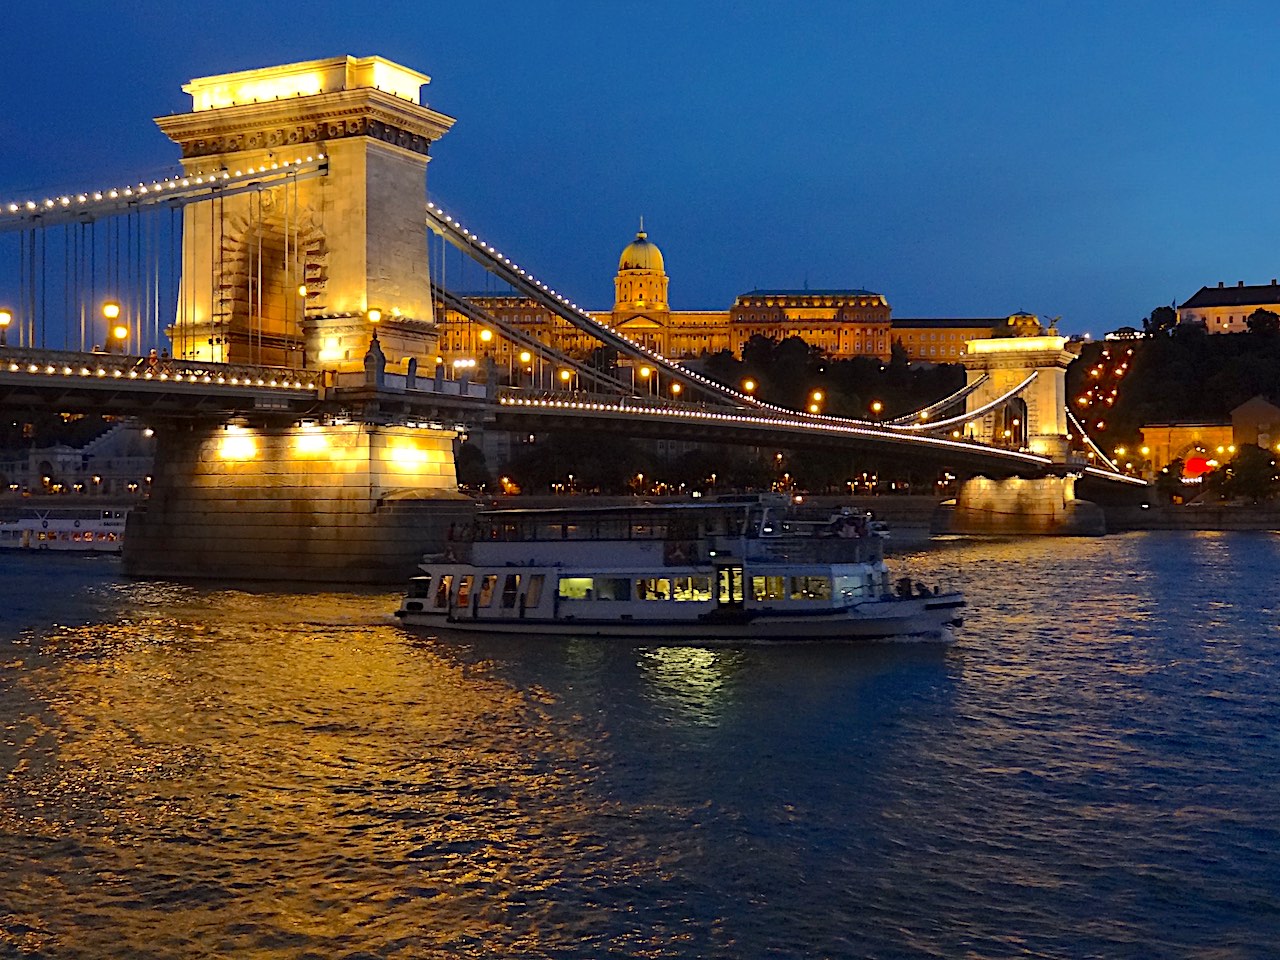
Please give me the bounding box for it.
[939,326,1104,535]
[124,57,475,582]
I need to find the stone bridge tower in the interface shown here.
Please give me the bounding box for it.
[155,55,455,369]
[960,328,1078,462]
[942,323,1104,535]
[127,57,470,584]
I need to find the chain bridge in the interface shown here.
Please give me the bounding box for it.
[0,55,1144,581]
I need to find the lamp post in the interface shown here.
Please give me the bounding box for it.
[110,322,129,355]
[809,389,823,415]
[870,399,883,421]
[102,300,121,352]
[0,308,11,347]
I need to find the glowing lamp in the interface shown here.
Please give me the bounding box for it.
[102,301,121,320]
[479,329,493,343]
[366,307,382,324]
[519,350,532,364]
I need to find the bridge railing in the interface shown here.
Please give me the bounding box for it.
[0,346,318,391]
[330,368,490,400]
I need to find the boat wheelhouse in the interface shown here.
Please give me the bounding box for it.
[395,497,963,642]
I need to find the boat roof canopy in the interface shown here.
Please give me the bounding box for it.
[475,497,787,521]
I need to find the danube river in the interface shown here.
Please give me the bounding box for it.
[2,532,1278,959]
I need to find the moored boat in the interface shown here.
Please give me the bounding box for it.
[0,505,128,553]
[395,496,963,642]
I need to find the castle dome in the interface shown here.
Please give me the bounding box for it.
[618,228,664,273]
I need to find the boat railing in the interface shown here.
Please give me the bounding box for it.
[742,536,881,564]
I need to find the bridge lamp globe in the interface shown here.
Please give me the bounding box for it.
[810,390,823,404]
[519,350,532,364]
[366,307,382,324]
[870,400,883,416]
[742,378,756,394]
[102,300,121,321]
[559,369,572,383]
[0,308,10,346]
[639,366,651,379]
[479,329,493,344]
[671,382,682,396]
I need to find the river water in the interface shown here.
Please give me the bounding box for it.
[1,531,1278,959]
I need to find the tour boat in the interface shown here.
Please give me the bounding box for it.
[395,496,963,642]
[0,506,128,553]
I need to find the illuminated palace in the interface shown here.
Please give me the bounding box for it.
[436,227,1030,369]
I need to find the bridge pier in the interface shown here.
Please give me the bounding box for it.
[936,474,1106,535]
[124,421,472,583]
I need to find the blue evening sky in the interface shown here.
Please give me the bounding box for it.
[2,1,1277,335]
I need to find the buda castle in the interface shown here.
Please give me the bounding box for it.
[436,227,1023,369]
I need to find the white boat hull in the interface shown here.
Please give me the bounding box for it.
[397,593,963,642]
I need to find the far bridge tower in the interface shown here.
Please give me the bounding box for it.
[944,317,1105,535]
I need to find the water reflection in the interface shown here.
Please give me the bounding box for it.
[638,647,738,726]
[1,536,1278,957]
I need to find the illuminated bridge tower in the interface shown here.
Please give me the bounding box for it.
[155,55,455,369]
[943,328,1105,535]
[126,57,470,583]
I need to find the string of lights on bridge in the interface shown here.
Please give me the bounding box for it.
[2,355,315,392]
[426,201,844,421]
[0,154,326,227]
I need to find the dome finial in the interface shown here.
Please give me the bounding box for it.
[638,215,645,239]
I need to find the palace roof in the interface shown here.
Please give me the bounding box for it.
[1180,282,1280,309]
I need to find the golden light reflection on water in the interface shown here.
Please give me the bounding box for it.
[638,647,738,726]
[0,588,643,958]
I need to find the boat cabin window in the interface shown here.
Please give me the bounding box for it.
[596,578,630,600]
[791,576,832,601]
[558,577,630,601]
[718,567,744,603]
[672,576,712,601]
[434,575,454,609]
[751,576,786,602]
[502,574,521,609]
[558,577,593,600]
[456,575,474,607]
[636,577,671,601]
[478,575,498,608]
[407,576,432,599]
[525,575,544,607]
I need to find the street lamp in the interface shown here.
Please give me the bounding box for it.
[870,399,883,419]
[110,322,129,354]
[742,378,756,395]
[671,382,682,397]
[0,308,10,347]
